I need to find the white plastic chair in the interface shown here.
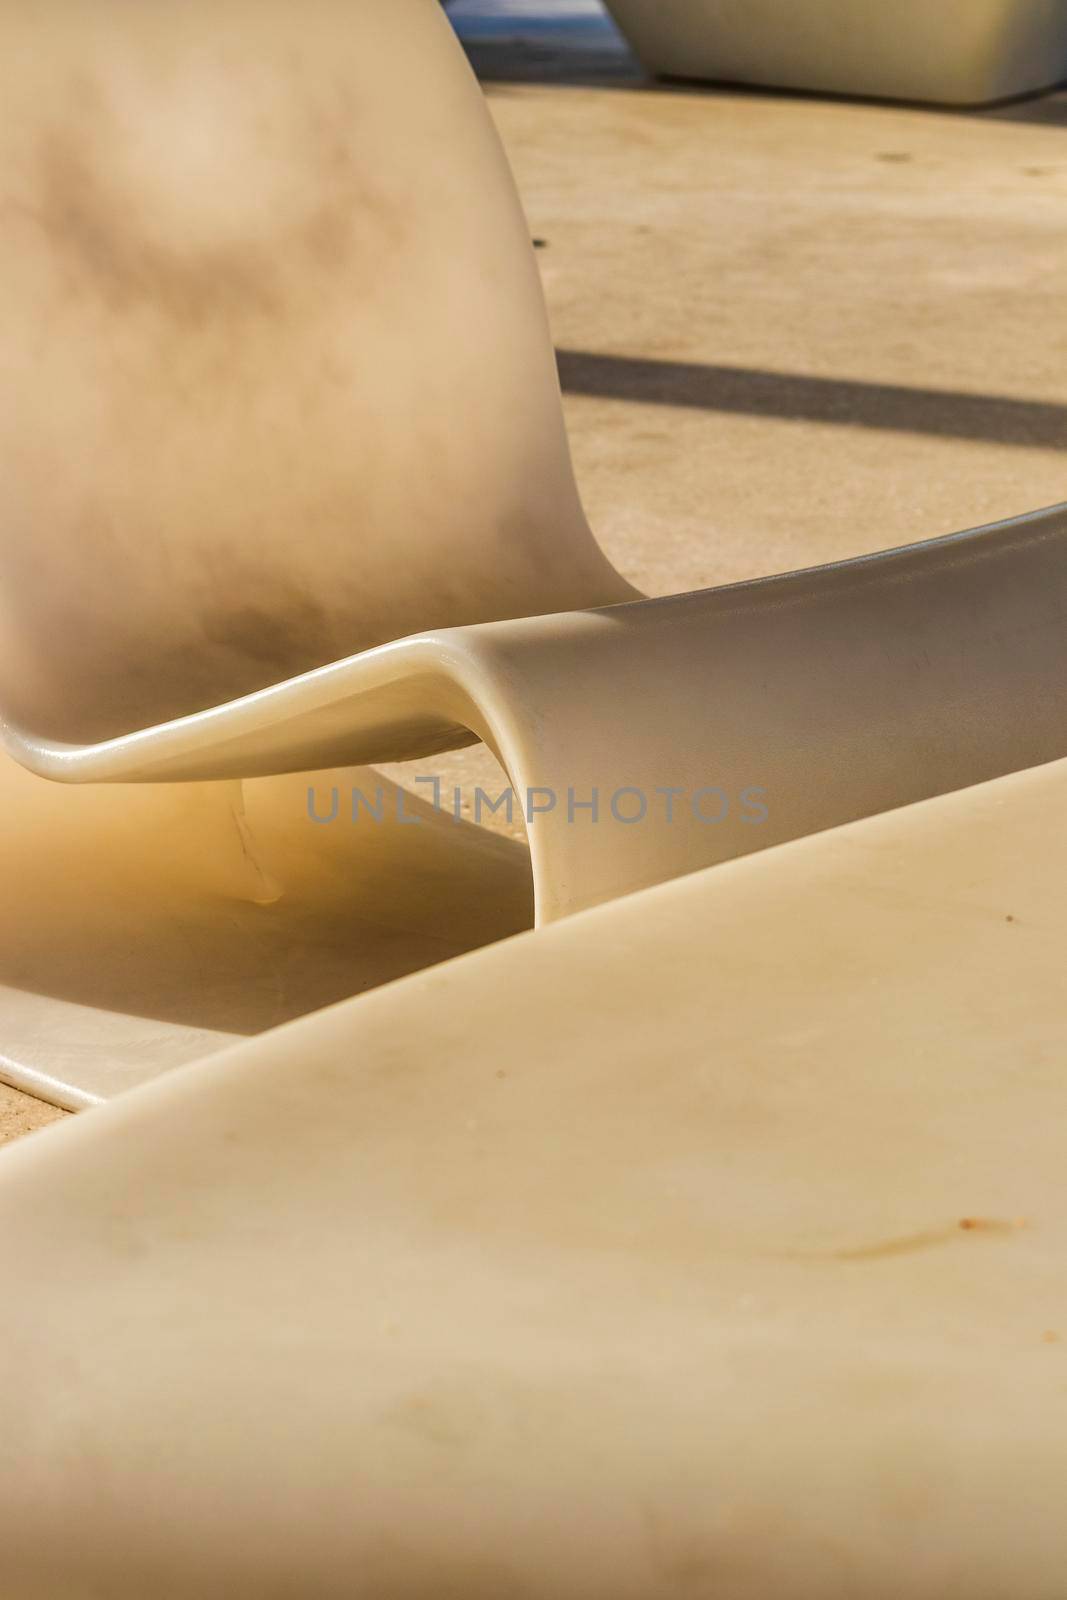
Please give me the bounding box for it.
[3,0,1067,1110]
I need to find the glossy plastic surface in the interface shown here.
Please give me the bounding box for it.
[602,0,1067,105]
[1,756,1065,1595]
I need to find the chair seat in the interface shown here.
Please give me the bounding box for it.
[1,752,1065,1597]
[0,754,531,1107]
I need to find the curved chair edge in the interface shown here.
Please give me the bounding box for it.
[6,497,1067,926]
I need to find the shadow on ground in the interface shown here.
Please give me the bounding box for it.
[556,351,1067,450]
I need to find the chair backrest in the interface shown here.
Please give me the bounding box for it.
[0,0,629,743]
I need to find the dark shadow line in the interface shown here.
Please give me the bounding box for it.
[984,88,1067,126]
[654,71,1067,118]
[556,349,1067,449]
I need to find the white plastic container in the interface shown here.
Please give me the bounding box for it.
[601,0,1067,105]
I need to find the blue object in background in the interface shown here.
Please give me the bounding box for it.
[445,0,635,77]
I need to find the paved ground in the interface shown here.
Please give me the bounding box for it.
[7,2,1067,1144]
[0,1082,64,1145]
[455,1,1067,596]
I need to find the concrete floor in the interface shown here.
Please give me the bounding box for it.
[6,3,1067,1145]
[0,1082,64,1145]
[457,7,1067,596]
